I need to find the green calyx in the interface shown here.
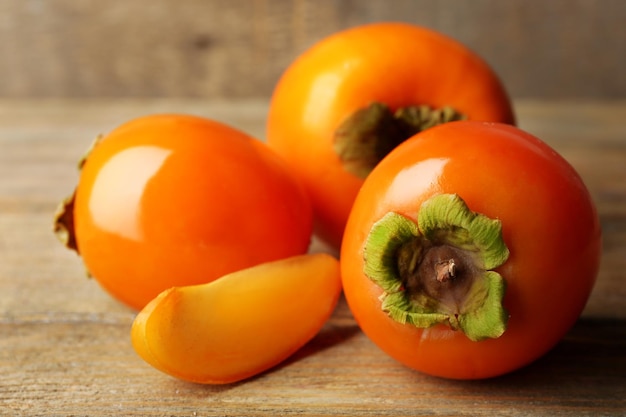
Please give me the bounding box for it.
[333,102,466,179]
[363,194,510,342]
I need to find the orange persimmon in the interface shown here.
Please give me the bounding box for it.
[55,114,313,310]
[341,121,601,379]
[131,253,342,384]
[267,22,515,249]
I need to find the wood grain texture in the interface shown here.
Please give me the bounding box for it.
[0,0,624,99]
[1,99,625,416]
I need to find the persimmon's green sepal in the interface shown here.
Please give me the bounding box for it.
[363,193,510,342]
[394,105,465,131]
[381,291,450,329]
[458,271,509,341]
[364,211,420,293]
[333,103,466,179]
[333,103,405,179]
[418,193,510,270]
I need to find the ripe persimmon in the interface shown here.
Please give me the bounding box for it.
[341,121,601,379]
[267,22,515,249]
[55,114,313,310]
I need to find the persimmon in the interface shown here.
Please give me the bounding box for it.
[267,22,515,249]
[54,114,313,310]
[131,253,342,384]
[341,121,601,379]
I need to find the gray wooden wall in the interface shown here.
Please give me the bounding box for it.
[1,0,624,100]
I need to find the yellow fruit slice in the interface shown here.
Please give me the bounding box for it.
[131,253,341,384]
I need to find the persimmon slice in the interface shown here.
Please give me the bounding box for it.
[131,253,341,384]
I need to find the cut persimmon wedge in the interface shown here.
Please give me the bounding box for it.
[131,253,342,384]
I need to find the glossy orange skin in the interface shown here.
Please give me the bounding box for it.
[131,253,342,384]
[74,114,313,310]
[267,22,515,249]
[341,121,601,380]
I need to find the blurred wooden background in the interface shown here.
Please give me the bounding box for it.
[1,0,624,100]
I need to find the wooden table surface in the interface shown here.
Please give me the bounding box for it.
[1,99,625,416]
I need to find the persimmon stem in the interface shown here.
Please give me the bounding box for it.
[436,259,456,283]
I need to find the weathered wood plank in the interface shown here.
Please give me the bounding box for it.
[1,312,625,416]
